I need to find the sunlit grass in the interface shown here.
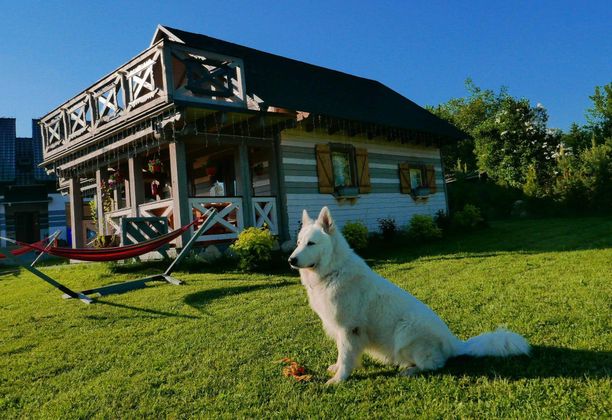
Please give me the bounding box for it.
[0,217,610,418]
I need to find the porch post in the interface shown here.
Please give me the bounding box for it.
[68,177,84,248]
[169,141,191,247]
[128,156,145,217]
[271,134,290,241]
[236,142,254,227]
[95,168,108,234]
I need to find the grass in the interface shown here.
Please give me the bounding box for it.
[0,217,611,418]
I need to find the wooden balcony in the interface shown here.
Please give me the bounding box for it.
[39,39,252,167]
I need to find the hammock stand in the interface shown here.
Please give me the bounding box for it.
[0,209,217,304]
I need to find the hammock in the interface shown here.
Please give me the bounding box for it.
[14,216,201,262]
[0,209,217,303]
[0,237,53,259]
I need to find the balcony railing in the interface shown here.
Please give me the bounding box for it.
[39,43,169,160]
[39,41,250,164]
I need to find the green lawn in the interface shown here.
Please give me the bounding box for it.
[1,217,611,418]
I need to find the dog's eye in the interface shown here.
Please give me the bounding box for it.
[307,241,315,246]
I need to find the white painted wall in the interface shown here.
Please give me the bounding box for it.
[280,129,448,239]
[286,193,446,239]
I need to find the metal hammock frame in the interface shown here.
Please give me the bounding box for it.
[0,209,217,304]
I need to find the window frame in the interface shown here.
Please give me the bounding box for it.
[329,143,358,192]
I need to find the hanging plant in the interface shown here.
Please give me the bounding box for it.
[205,161,218,177]
[107,172,123,189]
[253,163,265,176]
[148,157,163,173]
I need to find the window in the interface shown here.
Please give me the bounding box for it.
[331,146,356,188]
[399,163,437,196]
[409,168,423,189]
[315,143,370,195]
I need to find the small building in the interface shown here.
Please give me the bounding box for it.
[38,25,463,249]
[0,118,69,247]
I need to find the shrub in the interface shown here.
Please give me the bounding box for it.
[406,214,442,241]
[377,217,397,240]
[452,204,485,230]
[230,227,275,271]
[433,210,452,232]
[342,221,369,250]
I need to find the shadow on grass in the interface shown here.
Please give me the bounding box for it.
[355,346,611,381]
[443,345,610,380]
[94,300,201,319]
[184,281,295,312]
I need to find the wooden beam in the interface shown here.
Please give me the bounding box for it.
[128,156,145,217]
[95,168,108,235]
[236,142,254,227]
[168,141,191,247]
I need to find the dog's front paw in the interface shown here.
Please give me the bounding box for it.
[325,375,345,386]
[327,363,338,373]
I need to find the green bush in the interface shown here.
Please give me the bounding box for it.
[434,210,452,232]
[377,217,397,240]
[342,221,369,250]
[230,227,275,271]
[406,214,442,241]
[452,204,485,230]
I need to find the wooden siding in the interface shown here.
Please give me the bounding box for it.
[280,129,447,238]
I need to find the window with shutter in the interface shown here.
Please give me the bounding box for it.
[399,163,436,196]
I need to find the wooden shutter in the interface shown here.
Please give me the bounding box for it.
[399,163,412,194]
[315,144,334,194]
[425,165,437,193]
[355,148,371,193]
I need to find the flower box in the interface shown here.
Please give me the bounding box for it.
[335,186,359,197]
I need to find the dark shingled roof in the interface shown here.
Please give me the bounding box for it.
[160,26,464,141]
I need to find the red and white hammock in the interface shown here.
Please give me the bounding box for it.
[9,216,199,262]
[0,209,217,304]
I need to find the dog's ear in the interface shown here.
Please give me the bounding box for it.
[302,209,312,226]
[317,206,335,234]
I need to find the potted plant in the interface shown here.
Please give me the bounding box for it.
[148,157,163,173]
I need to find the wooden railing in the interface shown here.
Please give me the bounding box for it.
[252,197,279,234]
[105,207,133,237]
[138,199,174,227]
[189,197,244,242]
[39,42,168,160]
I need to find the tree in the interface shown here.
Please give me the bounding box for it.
[431,79,560,192]
[586,82,612,144]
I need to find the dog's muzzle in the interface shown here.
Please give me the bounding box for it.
[288,257,315,269]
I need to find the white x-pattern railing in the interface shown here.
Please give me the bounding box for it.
[138,198,174,227]
[189,197,244,242]
[252,197,278,234]
[40,44,167,159]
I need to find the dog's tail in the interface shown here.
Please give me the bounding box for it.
[455,328,530,357]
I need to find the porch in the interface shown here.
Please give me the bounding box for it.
[91,136,283,248]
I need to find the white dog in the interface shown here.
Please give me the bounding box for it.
[289,207,529,385]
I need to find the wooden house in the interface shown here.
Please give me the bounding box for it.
[38,25,464,249]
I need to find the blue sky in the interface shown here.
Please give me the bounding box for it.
[1,0,610,137]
